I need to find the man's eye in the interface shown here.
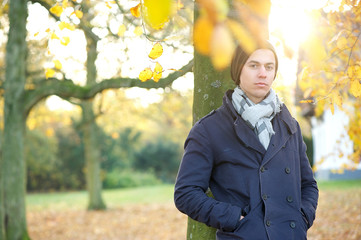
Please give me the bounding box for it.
[250,64,258,68]
[266,65,274,71]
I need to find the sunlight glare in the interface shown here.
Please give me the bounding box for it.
[269,0,327,49]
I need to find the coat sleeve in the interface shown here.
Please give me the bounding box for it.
[297,122,319,228]
[174,121,242,232]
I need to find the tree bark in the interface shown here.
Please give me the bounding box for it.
[82,100,106,210]
[1,0,30,239]
[82,37,106,210]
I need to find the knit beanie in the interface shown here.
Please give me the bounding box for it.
[230,41,278,85]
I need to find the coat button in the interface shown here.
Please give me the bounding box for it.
[266,220,271,227]
[287,196,293,203]
[262,194,268,200]
[290,221,296,229]
[285,167,291,174]
[260,166,266,173]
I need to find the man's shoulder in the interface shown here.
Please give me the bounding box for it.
[279,104,298,134]
[197,109,218,125]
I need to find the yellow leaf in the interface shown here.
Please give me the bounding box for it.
[111,132,119,139]
[50,32,60,40]
[139,68,153,82]
[148,42,163,60]
[210,23,235,70]
[130,3,141,18]
[62,0,68,8]
[331,91,343,108]
[315,102,325,117]
[75,10,83,19]
[347,65,361,80]
[50,5,63,17]
[105,1,113,9]
[350,80,361,97]
[134,26,143,36]
[197,0,229,23]
[59,22,75,31]
[299,99,314,103]
[226,19,256,54]
[142,0,173,30]
[34,32,39,37]
[193,16,213,55]
[336,36,348,49]
[46,128,55,137]
[177,0,184,9]
[46,28,51,33]
[61,36,70,46]
[244,0,271,18]
[118,24,126,37]
[53,60,62,70]
[45,68,55,79]
[153,62,163,82]
[28,119,36,130]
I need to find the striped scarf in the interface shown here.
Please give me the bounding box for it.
[232,87,282,150]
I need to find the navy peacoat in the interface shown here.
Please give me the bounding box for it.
[174,90,319,240]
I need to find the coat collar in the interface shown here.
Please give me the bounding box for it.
[222,90,297,156]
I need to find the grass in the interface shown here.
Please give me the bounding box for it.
[26,184,175,211]
[316,179,361,190]
[26,180,361,211]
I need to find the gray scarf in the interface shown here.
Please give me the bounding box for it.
[232,87,282,150]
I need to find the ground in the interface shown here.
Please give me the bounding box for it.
[27,187,361,240]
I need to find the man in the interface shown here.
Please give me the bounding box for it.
[174,41,319,240]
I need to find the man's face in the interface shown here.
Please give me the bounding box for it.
[239,49,276,104]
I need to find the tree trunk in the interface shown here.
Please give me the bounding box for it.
[187,35,234,240]
[82,37,106,210]
[1,132,5,240]
[82,101,106,210]
[1,0,30,239]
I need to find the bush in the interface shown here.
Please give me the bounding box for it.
[103,169,161,189]
[133,138,182,183]
[303,135,314,167]
[26,130,62,191]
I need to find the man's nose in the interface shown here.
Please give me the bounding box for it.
[258,66,267,78]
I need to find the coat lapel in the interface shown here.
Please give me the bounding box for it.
[262,105,297,165]
[234,117,266,155]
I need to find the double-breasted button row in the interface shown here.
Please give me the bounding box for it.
[286,195,293,203]
[285,167,291,174]
[265,220,296,228]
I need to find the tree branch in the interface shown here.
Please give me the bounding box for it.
[24,59,193,115]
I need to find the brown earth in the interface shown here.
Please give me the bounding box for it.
[27,190,361,240]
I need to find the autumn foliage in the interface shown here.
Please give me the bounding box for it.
[193,0,271,70]
[298,1,361,167]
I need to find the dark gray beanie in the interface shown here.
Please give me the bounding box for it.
[230,41,278,85]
